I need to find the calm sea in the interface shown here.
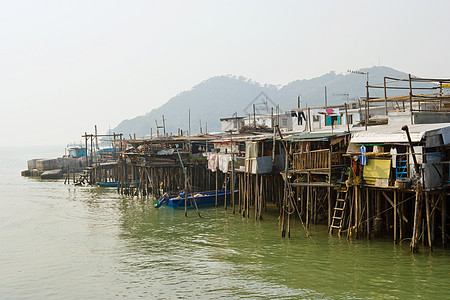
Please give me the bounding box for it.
[0,146,449,299]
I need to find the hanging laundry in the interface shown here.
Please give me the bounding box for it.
[390,148,397,168]
[207,153,218,172]
[373,145,382,153]
[299,111,306,121]
[360,145,367,165]
[218,154,231,173]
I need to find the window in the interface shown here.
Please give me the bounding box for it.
[282,119,287,126]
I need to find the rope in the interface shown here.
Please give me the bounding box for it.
[285,179,313,239]
[355,193,416,227]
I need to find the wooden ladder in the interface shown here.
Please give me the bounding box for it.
[329,187,348,236]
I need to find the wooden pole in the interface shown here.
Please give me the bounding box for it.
[231,135,235,214]
[85,132,88,167]
[259,175,263,220]
[224,173,227,210]
[366,187,370,239]
[215,170,218,207]
[394,190,397,244]
[162,115,166,136]
[411,184,422,252]
[188,109,191,154]
[255,173,259,220]
[431,194,435,245]
[442,195,446,246]
[281,152,289,236]
[400,192,404,241]
[384,77,388,116]
[365,82,369,130]
[425,192,433,250]
[238,173,242,213]
[94,125,98,162]
[307,107,312,132]
[344,103,350,132]
[328,147,332,228]
[306,172,310,228]
[409,74,413,124]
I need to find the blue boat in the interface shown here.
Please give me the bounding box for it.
[155,190,238,209]
[97,181,118,187]
[97,180,139,188]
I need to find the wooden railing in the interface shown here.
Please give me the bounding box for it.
[293,149,346,171]
[293,149,330,170]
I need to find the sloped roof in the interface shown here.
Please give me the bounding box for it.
[350,123,450,144]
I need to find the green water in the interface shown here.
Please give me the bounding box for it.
[1,146,449,299]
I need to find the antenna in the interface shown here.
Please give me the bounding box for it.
[332,93,350,103]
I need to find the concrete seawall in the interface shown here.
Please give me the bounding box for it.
[22,157,86,179]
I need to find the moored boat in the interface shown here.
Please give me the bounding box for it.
[155,190,238,209]
[97,180,139,188]
[97,181,118,187]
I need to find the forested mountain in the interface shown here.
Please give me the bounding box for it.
[113,66,411,137]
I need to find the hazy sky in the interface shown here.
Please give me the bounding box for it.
[1,0,449,147]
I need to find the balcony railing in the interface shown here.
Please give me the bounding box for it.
[293,149,346,171]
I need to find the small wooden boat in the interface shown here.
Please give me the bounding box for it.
[154,190,238,209]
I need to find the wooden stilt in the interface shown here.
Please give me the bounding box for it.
[394,190,397,244]
[224,173,228,210]
[400,192,404,241]
[367,187,370,239]
[425,192,433,250]
[259,175,263,220]
[215,171,218,207]
[442,194,446,246]
[411,184,423,252]
[255,173,259,220]
[306,173,310,228]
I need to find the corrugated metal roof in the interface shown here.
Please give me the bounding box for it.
[349,123,450,144]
